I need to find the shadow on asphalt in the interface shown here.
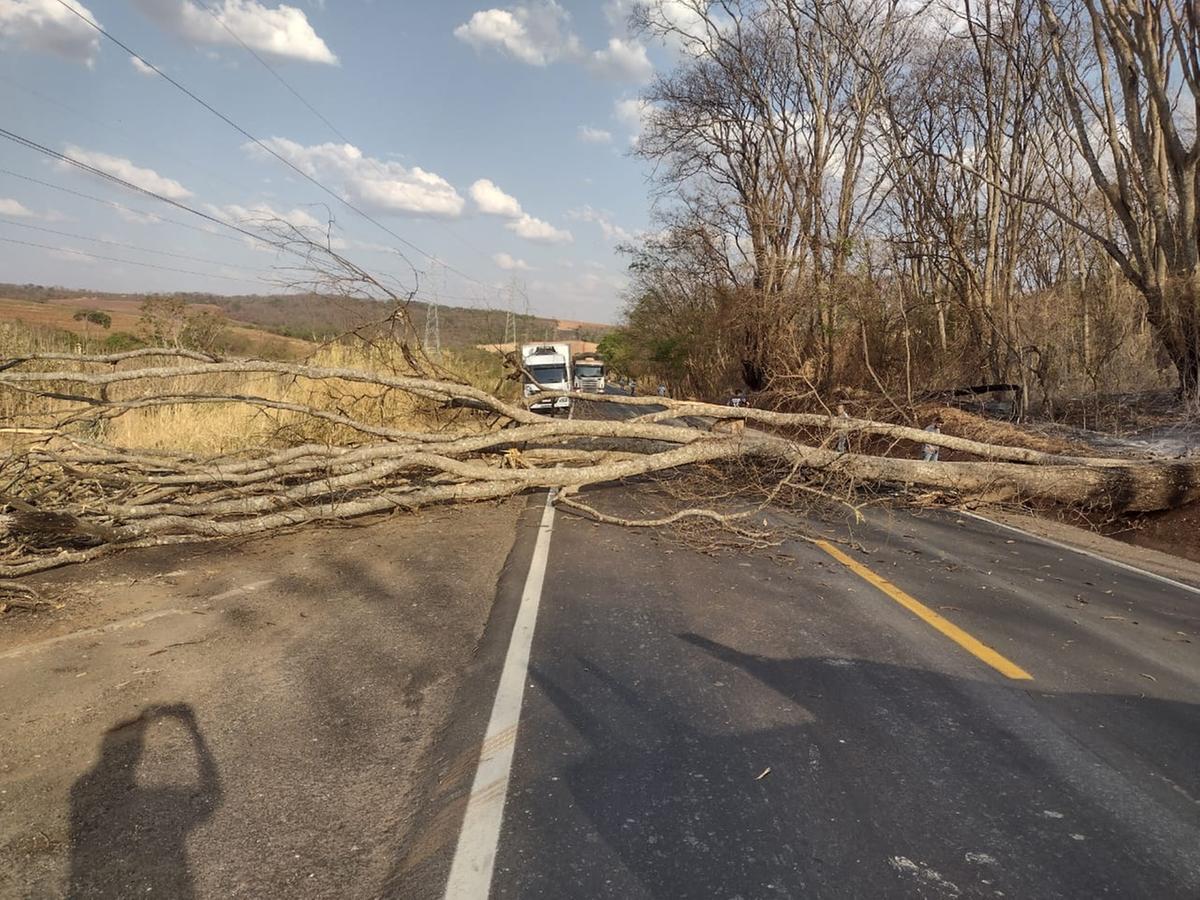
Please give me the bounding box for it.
[67,704,222,900]
[521,637,1200,898]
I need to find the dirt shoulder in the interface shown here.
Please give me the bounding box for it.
[976,506,1200,590]
[1098,504,1200,566]
[0,499,522,899]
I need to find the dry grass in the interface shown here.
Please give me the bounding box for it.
[102,345,506,453]
[1,321,513,455]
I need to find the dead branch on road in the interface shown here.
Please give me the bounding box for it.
[1,348,1197,577]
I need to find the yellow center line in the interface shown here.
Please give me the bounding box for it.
[814,539,1033,681]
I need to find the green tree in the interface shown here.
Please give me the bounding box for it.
[102,331,145,352]
[137,297,227,350]
[597,330,634,378]
[138,296,188,347]
[73,309,112,347]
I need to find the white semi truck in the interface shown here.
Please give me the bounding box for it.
[572,352,607,393]
[521,342,572,415]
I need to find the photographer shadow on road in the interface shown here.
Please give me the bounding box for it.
[67,703,222,900]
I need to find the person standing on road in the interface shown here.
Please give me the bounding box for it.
[922,416,944,462]
[657,384,667,397]
[836,404,850,453]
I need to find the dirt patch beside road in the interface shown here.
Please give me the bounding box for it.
[0,499,521,899]
[1102,503,1200,565]
[980,506,1200,588]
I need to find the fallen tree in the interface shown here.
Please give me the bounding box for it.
[1,348,1196,578]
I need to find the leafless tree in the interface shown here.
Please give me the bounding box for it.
[1033,0,1200,397]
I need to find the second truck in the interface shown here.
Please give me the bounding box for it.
[571,352,607,393]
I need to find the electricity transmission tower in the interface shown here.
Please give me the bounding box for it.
[511,278,531,344]
[423,259,443,355]
[503,307,517,348]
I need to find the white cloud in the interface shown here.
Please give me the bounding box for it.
[587,37,652,82]
[577,125,613,144]
[456,1,651,81]
[471,177,572,243]
[646,0,712,53]
[528,268,627,320]
[132,0,336,64]
[454,1,578,66]
[115,206,159,225]
[0,0,102,65]
[614,96,651,143]
[493,251,531,271]
[0,197,34,217]
[603,0,635,28]
[470,178,523,218]
[130,54,155,75]
[62,146,193,200]
[568,205,634,242]
[247,138,465,218]
[507,213,572,244]
[208,202,323,229]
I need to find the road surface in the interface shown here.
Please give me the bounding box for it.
[2,393,1198,898]
[416,394,1200,899]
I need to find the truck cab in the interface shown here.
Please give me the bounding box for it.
[521,343,572,415]
[571,353,606,393]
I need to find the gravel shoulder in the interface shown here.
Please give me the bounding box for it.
[0,499,521,899]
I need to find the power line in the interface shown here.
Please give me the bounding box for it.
[0,156,481,306]
[0,131,371,287]
[0,215,266,272]
[0,72,269,203]
[1,72,440,275]
[0,126,269,247]
[0,235,276,287]
[194,0,353,146]
[52,0,487,293]
[0,166,248,245]
[0,163,434,297]
[0,132,493,307]
[192,0,499,293]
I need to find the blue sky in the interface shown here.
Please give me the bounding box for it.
[0,1,664,322]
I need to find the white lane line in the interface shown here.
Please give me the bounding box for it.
[443,490,557,899]
[958,510,1200,597]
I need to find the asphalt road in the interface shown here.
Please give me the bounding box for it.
[427,393,1200,899]
[6,391,1197,898]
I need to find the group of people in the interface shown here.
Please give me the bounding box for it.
[623,379,669,398]
[620,378,671,398]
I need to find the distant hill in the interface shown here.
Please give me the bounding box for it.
[0,290,309,358]
[0,284,614,349]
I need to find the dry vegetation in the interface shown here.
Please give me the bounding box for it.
[5,0,1199,598]
[0,335,506,457]
[606,0,1199,419]
[2,339,1197,600]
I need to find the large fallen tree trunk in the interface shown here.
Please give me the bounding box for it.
[0,349,1194,577]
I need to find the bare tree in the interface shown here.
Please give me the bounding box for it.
[1035,0,1200,396]
[634,0,917,390]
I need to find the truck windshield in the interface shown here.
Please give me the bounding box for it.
[527,364,567,384]
[575,364,604,378]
